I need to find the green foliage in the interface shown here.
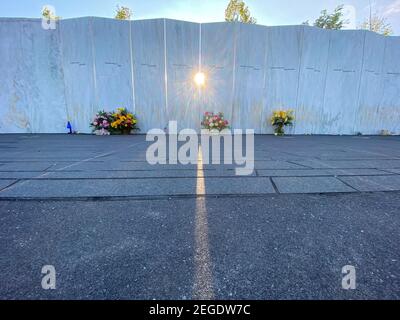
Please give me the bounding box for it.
[314,5,348,30]
[115,5,132,20]
[225,0,256,24]
[359,13,393,36]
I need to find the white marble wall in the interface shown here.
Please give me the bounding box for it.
[0,18,66,133]
[165,19,200,130]
[91,18,134,114]
[264,26,303,134]
[59,18,96,133]
[379,36,400,134]
[356,31,386,134]
[132,19,167,131]
[201,22,236,129]
[0,18,399,134]
[295,26,330,135]
[233,23,267,133]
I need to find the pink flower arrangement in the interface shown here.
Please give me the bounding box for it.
[201,112,229,131]
[90,111,113,135]
[90,109,139,135]
[95,128,111,136]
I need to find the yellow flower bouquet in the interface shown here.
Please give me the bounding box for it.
[110,108,139,135]
[270,110,295,136]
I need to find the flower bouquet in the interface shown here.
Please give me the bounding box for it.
[201,112,229,132]
[270,110,295,136]
[111,108,139,135]
[90,111,113,135]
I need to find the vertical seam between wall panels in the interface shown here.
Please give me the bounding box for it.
[18,22,32,133]
[354,31,367,134]
[89,18,98,114]
[58,20,70,124]
[164,19,169,119]
[28,22,35,132]
[129,19,136,114]
[260,27,269,134]
[294,26,305,134]
[22,22,33,133]
[199,23,202,130]
[321,30,332,134]
[376,37,388,132]
[230,23,238,128]
[199,23,202,72]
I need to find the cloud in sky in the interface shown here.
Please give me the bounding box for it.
[383,0,400,16]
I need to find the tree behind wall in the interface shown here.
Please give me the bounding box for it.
[303,5,348,30]
[225,0,257,24]
[359,13,393,36]
[115,5,133,20]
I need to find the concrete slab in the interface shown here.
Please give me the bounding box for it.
[3,168,389,180]
[204,177,275,195]
[0,177,274,198]
[257,169,330,177]
[339,175,400,192]
[35,169,256,179]
[257,168,393,177]
[0,178,196,198]
[382,169,400,174]
[0,162,59,171]
[323,169,395,176]
[255,161,306,170]
[51,161,199,171]
[0,172,42,179]
[0,180,16,191]
[0,135,400,197]
[272,177,356,194]
[291,159,400,169]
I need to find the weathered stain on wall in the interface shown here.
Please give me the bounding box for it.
[0,17,399,134]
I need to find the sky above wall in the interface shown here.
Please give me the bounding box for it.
[1,0,399,35]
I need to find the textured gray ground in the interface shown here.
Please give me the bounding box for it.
[0,134,399,299]
[0,135,400,198]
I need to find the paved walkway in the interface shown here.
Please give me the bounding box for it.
[0,135,399,199]
[1,135,400,300]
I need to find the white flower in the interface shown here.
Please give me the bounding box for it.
[94,129,110,136]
